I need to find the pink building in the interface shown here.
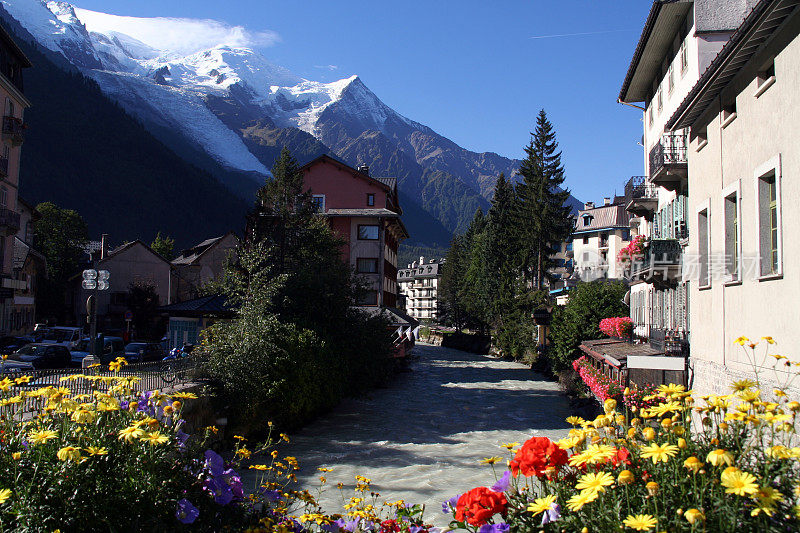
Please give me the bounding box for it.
[299,155,408,307]
[0,25,31,333]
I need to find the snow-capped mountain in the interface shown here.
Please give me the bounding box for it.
[1,0,581,239]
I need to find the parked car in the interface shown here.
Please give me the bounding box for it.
[3,343,71,370]
[41,327,84,350]
[123,342,165,363]
[70,337,125,367]
[0,335,35,355]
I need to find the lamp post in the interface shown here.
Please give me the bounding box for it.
[81,264,110,368]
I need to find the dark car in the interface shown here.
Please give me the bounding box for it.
[124,342,165,363]
[5,343,71,370]
[0,336,35,355]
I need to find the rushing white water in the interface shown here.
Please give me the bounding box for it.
[271,343,573,527]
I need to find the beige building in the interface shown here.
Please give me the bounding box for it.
[397,257,442,321]
[572,199,631,281]
[665,0,800,395]
[171,232,238,302]
[8,198,44,334]
[618,0,758,352]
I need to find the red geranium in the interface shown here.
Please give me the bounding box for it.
[610,446,631,467]
[454,487,508,526]
[508,436,568,478]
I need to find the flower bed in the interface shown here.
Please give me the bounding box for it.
[440,337,800,532]
[573,355,623,401]
[599,316,633,339]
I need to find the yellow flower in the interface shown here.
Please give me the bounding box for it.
[730,379,757,392]
[566,489,598,511]
[556,437,581,450]
[568,444,616,467]
[734,336,750,346]
[761,336,776,344]
[622,514,658,531]
[0,377,13,392]
[642,427,656,441]
[640,442,679,464]
[171,392,198,400]
[236,447,252,459]
[85,446,108,456]
[11,452,21,461]
[721,469,758,497]
[250,465,269,471]
[118,426,144,442]
[141,432,169,445]
[28,429,58,445]
[646,481,659,496]
[752,486,783,517]
[618,470,635,485]
[71,407,96,424]
[56,446,81,462]
[0,489,10,504]
[685,508,704,524]
[788,401,800,412]
[677,438,687,449]
[657,384,686,396]
[707,449,734,467]
[527,494,557,516]
[603,398,617,414]
[575,471,615,494]
[500,442,519,450]
[566,416,586,426]
[13,376,31,385]
[480,456,502,465]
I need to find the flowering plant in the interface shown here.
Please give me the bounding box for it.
[599,316,633,339]
[573,356,623,401]
[617,234,646,264]
[445,336,800,532]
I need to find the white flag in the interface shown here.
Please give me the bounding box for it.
[406,327,413,341]
[413,326,420,339]
[395,326,403,338]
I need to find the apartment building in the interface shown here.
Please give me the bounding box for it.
[0,25,29,335]
[572,198,631,281]
[8,198,44,334]
[619,0,757,352]
[171,232,238,302]
[397,257,442,321]
[664,0,800,396]
[299,155,408,308]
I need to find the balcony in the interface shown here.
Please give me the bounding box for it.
[629,238,683,285]
[0,155,7,177]
[0,208,20,236]
[649,133,687,192]
[624,175,658,219]
[653,195,689,240]
[2,116,25,146]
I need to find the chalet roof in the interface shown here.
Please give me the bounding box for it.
[667,0,799,130]
[354,306,419,328]
[103,240,170,264]
[324,208,400,217]
[0,24,32,68]
[299,154,392,193]
[573,205,632,233]
[172,232,237,266]
[375,177,397,190]
[398,262,441,281]
[159,294,234,317]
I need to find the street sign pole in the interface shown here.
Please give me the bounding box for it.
[81,258,110,369]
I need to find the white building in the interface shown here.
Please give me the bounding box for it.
[397,257,442,321]
[572,198,632,281]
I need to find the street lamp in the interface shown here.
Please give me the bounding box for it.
[81,266,110,368]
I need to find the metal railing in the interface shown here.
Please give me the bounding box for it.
[624,176,657,203]
[649,133,687,175]
[630,239,683,276]
[0,156,7,177]
[2,116,25,142]
[0,207,20,231]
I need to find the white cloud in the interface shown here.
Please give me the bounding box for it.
[73,7,280,55]
[314,64,338,71]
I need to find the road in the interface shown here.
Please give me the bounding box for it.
[278,343,572,526]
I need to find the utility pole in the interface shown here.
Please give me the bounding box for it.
[81,254,110,368]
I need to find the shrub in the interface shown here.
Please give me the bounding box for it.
[599,316,633,339]
[572,355,624,401]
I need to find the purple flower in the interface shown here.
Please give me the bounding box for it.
[176,429,189,449]
[203,477,234,505]
[541,503,561,525]
[204,449,225,477]
[479,523,510,533]
[221,468,244,500]
[175,498,199,524]
[490,471,511,493]
[260,488,281,502]
[442,494,460,513]
[409,527,424,533]
[335,518,361,532]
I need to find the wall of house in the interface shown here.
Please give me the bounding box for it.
[686,14,800,397]
[573,229,630,281]
[349,217,382,305]
[303,163,388,211]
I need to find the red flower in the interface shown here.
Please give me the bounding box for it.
[454,487,508,526]
[508,437,568,478]
[380,519,401,532]
[610,447,631,467]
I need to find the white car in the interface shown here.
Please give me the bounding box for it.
[41,327,84,350]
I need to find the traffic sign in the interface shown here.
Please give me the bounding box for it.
[124,310,133,321]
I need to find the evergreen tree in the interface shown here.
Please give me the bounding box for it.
[461,209,491,334]
[485,173,518,326]
[439,234,469,329]
[515,110,574,291]
[150,232,175,260]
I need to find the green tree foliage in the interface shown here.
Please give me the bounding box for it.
[33,202,89,322]
[549,280,629,372]
[150,232,175,260]
[515,110,575,290]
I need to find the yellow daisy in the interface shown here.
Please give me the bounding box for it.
[118,426,144,442]
[576,471,615,494]
[622,514,658,531]
[28,429,58,446]
[566,489,598,511]
[527,494,557,516]
[0,489,10,505]
[707,449,734,467]
[640,442,679,464]
[721,469,758,496]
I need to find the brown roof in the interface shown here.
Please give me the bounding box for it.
[574,205,631,233]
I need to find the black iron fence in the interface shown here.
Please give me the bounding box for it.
[624,175,657,204]
[649,133,687,175]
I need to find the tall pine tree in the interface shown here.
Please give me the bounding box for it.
[515,110,574,291]
[486,173,518,327]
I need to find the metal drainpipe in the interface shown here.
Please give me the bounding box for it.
[378,217,384,307]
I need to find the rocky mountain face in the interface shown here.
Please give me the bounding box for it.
[1,0,582,245]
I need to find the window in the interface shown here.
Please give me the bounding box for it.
[756,161,782,277]
[721,99,737,128]
[358,225,379,240]
[697,205,710,288]
[693,125,708,151]
[582,215,593,226]
[657,88,663,113]
[755,60,776,97]
[648,105,654,127]
[723,184,741,283]
[0,187,6,208]
[111,292,127,306]
[356,258,378,273]
[680,41,688,74]
[311,194,325,213]
[357,290,378,306]
[366,193,375,206]
[582,236,589,245]
[667,63,674,94]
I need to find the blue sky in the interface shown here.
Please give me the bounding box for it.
[74,0,652,204]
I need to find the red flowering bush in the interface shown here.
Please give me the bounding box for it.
[509,436,569,478]
[573,356,623,401]
[617,234,645,264]
[455,487,508,526]
[599,317,633,339]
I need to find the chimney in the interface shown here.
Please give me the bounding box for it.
[584,202,595,210]
[411,261,417,268]
[100,234,109,259]
[358,164,369,176]
[604,197,612,206]
[419,256,425,266]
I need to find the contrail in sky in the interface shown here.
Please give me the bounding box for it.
[530,29,635,40]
